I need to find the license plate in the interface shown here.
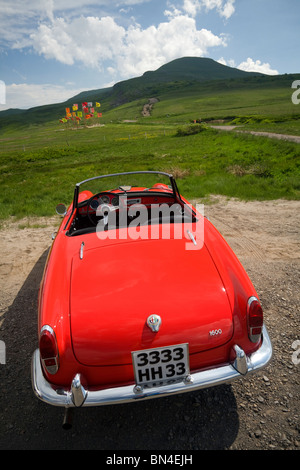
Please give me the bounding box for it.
[132,343,190,388]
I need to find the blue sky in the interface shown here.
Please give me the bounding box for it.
[0,0,299,110]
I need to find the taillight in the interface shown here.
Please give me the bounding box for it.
[247,296,263,343]
[39,325,59,374]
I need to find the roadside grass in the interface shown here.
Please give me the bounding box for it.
[0,121,299,221]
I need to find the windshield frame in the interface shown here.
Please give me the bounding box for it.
[72,171,181,212]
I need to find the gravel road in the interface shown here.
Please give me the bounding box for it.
[0,197,299,450]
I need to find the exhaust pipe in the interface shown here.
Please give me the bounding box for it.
[62,407,73,430]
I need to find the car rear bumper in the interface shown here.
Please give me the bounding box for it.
[31,325,272,408]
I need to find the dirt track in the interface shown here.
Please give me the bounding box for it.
[0,197,299,450]
[210,124,300,143]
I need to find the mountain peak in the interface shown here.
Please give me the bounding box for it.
[142,56,263,81]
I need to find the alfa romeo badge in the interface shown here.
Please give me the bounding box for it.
[147,314,161,332]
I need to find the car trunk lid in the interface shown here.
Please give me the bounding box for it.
[70,238,233,366]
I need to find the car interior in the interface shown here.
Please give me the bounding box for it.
[67,187,196,236]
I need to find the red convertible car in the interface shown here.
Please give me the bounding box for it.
[31,171,272,425]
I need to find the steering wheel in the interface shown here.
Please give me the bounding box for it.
[87,192,119,226]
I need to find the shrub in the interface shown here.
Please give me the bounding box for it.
[175,124,209,137]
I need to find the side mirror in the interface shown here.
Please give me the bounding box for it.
[55,203,67,216]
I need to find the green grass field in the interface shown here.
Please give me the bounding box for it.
[0,74,299,222]
[0,121,299,221]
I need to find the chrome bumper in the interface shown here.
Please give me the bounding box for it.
[31,325,272,408]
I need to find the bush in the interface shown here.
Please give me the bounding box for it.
[175,124,209,137]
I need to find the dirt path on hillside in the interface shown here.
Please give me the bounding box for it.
[142,98,159,116]
[0,198,299,450]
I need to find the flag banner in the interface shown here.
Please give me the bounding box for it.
[60,100,103,126]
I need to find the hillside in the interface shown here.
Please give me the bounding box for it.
[108,57,264,106]
[0,57,299,128]
[71,57,256,105]
[0,58,262,123]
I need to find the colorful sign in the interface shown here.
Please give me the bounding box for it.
[59,100,102,125]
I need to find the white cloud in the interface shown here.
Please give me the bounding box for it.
[117,16,226,77]
[221,0,235,19]
[182,0,199,17]
[218,57,279,75]
[237,58,279,76]
[0,0,151,47]
[218,56,235,67]
[182,0,235,19]
[30,16,126,67]
[29,13,226,79]
[0,83,84,110]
